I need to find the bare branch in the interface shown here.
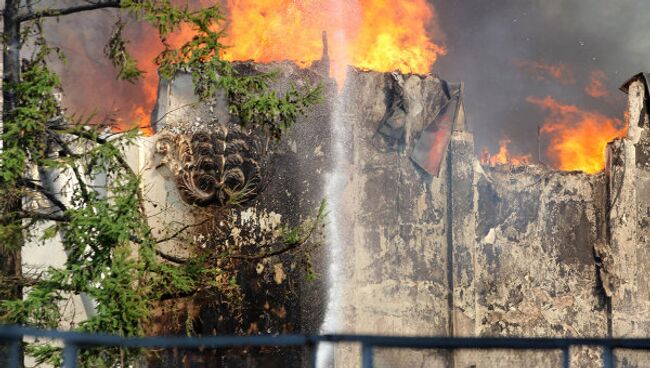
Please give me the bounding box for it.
[16,178,68,212]
[154,249,188,264]
[16,0,122,22]
[0,275,43,288]
[55,127,148,212]
[230,222,322,261]
[2,211,69,222]
[155,218,210,244]
[230,201,326,261]
[47,130,91,202]
[228,240,306,261]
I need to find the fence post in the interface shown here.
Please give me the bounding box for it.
[307,339,317,368]
[361,343,373,368]
[562,346,570,368]
[62,342,78,368]
[8,339,21,368]
[603,346,614,368]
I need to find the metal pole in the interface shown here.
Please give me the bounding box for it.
[562,346,570,368]
[62,343,78,368]
[7,339,21,368]
[307,341,317,368]
[361,343,373,368]
[603,346,615,368]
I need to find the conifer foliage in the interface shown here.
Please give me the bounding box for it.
[0,1,323,366]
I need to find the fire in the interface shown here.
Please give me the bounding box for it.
[513,59,575,85]
[528,96,627,174]
[58,1,445,133]
[585,70,608,98]
[480,138,532,167]
[103,22,198,135]
[221,0,446,85]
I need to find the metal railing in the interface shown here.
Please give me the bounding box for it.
[1,325,650,368]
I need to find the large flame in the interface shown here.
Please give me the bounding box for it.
[65,0,445,132]
[222,0,446,85]
[528,96,627,174]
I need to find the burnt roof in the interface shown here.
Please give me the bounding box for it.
[620,72,650,95]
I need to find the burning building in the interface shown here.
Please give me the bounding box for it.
[11,0,650,366]
[102,49,649,367]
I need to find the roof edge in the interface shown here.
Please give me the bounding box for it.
[620,72,650,94]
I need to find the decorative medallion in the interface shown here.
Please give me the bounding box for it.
[155,125,262,206]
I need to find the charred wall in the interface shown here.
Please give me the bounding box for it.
[465,165,608,366]
[446,74,650,368]
[332,70,452,368]
[143,62,334,367]
[139,66,650,368]
[607,77,650,367]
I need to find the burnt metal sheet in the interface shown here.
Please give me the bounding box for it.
[410,86,463,176]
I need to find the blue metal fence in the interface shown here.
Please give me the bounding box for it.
[1,325,649,368]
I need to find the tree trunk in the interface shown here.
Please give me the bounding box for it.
[0,3,23,367]
[1,0,24,302]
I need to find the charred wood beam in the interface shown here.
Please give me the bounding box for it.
[16,0,122,22]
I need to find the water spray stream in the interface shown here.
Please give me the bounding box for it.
[317,14,351,368]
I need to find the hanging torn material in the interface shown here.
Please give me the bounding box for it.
[376,72,409,146]
[410,82,465,176]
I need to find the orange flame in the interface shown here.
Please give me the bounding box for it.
[480,138,532,167]
[221,0,446,86]
[513,59,575,85]
[585,70,608,98]
[528,96,627,174]
[60,1,445,132]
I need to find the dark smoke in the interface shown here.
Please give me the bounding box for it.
[432,0,650,158]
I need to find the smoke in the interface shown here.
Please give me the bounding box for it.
[432,0,649,158]
[42,10,159,128]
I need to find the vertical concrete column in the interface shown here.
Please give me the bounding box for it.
[608,77,650,365]
[448,130,477,336]
[447,130,477,366]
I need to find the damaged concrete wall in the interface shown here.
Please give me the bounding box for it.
[607,77,650,367]
[447,74,650,368]
[136,65,650,368]
[469,165,608,366]
[333,70,452,368]
[144,61,333,367]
